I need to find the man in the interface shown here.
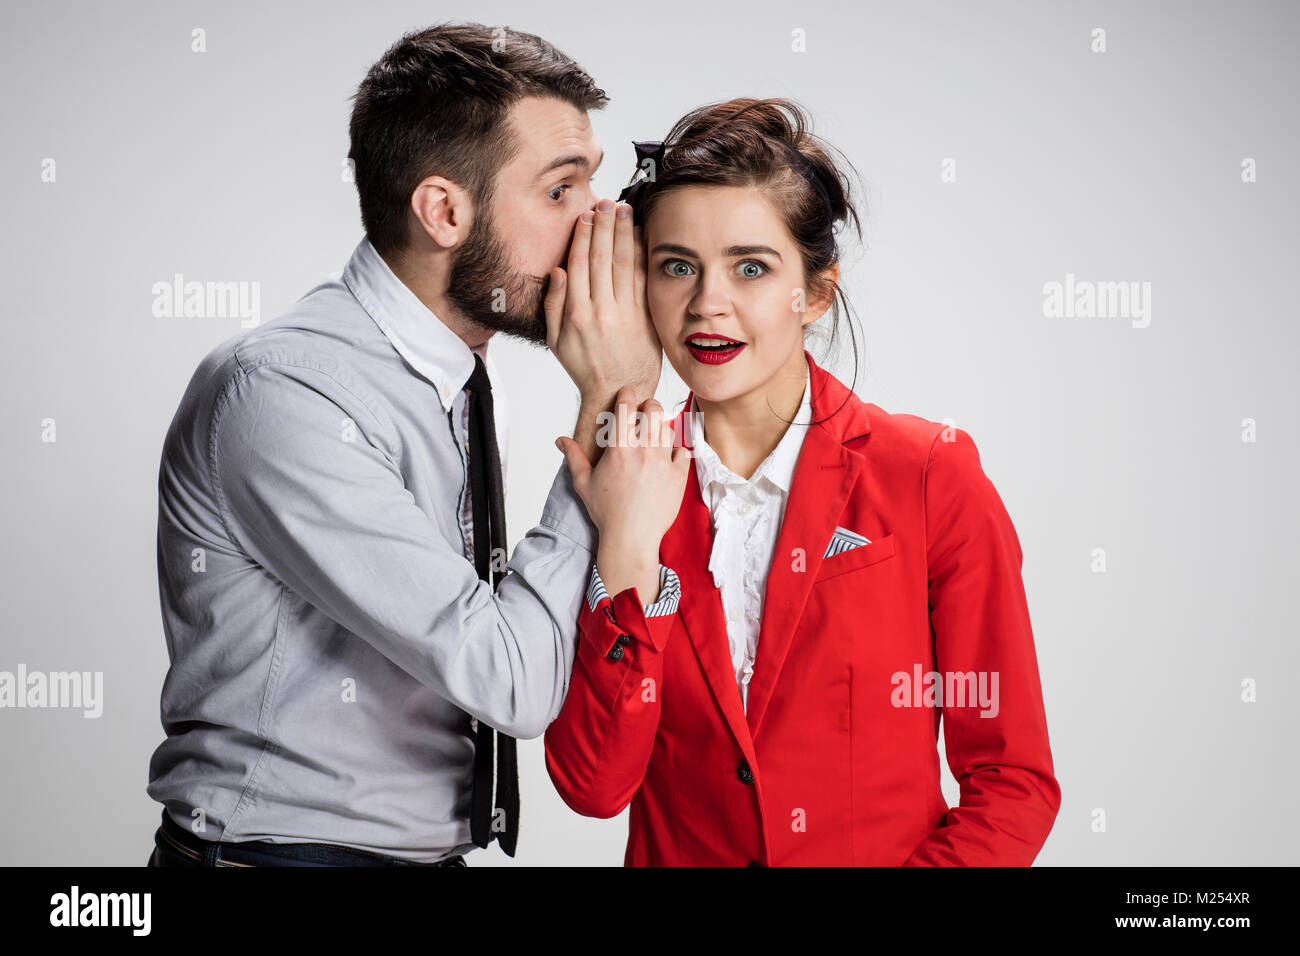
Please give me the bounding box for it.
[145,22,667,866]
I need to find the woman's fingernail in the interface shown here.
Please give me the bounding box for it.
[580,211,594,225]
[616,203,631,220]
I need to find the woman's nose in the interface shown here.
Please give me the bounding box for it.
[688,274,732,318]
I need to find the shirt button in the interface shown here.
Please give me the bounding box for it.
[738,504,752,516]
[607,643,625,662]
[617,633,632,646]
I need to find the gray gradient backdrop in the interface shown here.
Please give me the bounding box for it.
[2,0,1295,865]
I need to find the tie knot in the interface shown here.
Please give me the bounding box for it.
[465,353,491,396]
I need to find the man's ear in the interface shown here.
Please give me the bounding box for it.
[410,175,471,248]
[801,262,840,327]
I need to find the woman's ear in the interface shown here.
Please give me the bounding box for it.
[801,263,840,327]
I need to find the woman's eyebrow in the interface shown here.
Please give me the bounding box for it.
[650,243,783,261]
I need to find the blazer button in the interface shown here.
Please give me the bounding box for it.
[617,633,632,646]
[607,643,625,662]
[736,758,754,785]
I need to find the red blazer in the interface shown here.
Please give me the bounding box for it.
[545,350,1060,865]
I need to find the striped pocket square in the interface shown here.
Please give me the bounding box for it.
[824,526,871,559]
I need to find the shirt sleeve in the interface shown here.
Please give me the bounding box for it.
[586,563,680,617]
[903,425,1061,866]
[209,359,596,740]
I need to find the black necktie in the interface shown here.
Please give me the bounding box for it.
[463,353,520,857]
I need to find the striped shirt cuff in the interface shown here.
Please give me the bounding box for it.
[586,562,681,617]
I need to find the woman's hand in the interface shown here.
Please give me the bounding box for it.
[556,386,691,604]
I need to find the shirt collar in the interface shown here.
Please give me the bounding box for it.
[688,362,812,497]
[341,236,489,414]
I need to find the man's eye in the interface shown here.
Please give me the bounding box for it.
[548,184,570,202]
[738,260,767,278]
[663,259,693,277]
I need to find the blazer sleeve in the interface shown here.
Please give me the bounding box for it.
[903,426,1061,866]
[544,562,680,818]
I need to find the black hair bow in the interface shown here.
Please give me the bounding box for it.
[616,140,667,208]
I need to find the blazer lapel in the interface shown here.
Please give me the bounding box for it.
[659,451,758,763]
[744,351,872,740]
[658,350,871,754]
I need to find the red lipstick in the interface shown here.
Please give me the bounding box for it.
[684,333,747,366]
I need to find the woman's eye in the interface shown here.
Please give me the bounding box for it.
[548,184,570,202]
[660,259,767,278]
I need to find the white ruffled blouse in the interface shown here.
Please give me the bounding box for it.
[687,365,812,712]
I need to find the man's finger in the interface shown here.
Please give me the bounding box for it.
[544,267,566,353]
[567,210,593,307]
[589,199,616,306]
[632,224,647,310]
[613,202,635,305]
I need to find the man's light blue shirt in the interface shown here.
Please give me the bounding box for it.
[147,237,678,862]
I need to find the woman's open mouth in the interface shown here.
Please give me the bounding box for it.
[684,335,747,365]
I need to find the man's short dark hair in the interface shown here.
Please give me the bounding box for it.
[348,22,609,259]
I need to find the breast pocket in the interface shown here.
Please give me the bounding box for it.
[814,532,896,583]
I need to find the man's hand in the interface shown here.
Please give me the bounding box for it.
[555,387,690,603]
[545,199,663,461]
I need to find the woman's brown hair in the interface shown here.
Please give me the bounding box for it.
[621,97,866,424]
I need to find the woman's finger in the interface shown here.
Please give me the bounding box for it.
[613,386,638,447]
[555,436,593,501]
[659,419,676,454]
[629,407,647,446]
[640,401,664,449]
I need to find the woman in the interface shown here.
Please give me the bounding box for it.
[546,98,1060,866]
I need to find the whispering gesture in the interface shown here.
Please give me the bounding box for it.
[544,199,663,414]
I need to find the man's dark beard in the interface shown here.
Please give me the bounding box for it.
[444,212,549,347]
